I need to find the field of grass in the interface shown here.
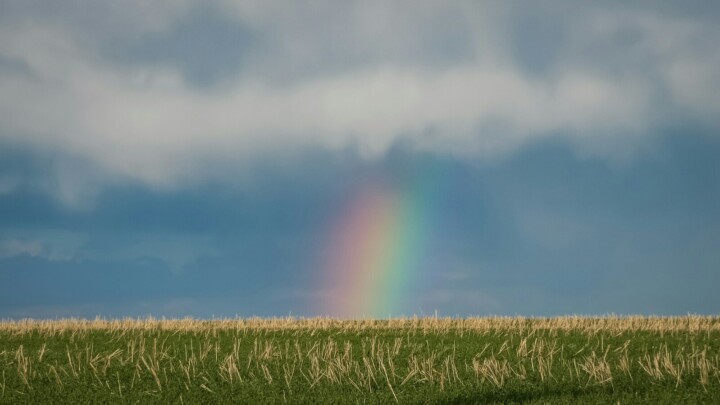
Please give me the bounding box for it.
[0,316,719,404]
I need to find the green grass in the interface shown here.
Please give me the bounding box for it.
[0,317,719,403]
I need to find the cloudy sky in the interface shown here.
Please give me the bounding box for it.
[1,1,719,318]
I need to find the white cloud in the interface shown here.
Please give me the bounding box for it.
[0,1,718,195]
[0,239,43,258]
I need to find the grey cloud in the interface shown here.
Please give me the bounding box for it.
[0,1,718,200]
[104,6,259,87]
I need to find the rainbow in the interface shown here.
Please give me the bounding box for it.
[320,170,442,318]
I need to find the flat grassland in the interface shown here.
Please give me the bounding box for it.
[1,317,719,404]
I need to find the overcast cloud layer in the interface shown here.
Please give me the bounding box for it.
[1,1,719,318]
[1,1,719,194]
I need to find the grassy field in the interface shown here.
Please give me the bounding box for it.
[0,316,719,404]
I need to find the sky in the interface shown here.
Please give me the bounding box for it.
[0,1,719,318]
